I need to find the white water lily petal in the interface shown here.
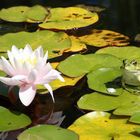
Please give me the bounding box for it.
[24,44,32,55]
[13,57,22,73]
[28,69,37,83]
[41,69,65,84]
[11,45,19,55]
[7,51,15,68]
[22,61,32,74]
[19,85,36,106]
[0,76,23,85]
[0,59,3,70]
[35,58,46,70]
[38,46,44,57]
[34,46,43,58]
[43,51,48,62]
[35,63,52,83]
[44,83,54,102]
[1,56,15,76]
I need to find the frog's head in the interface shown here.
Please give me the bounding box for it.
[122,59,140,71]
[122,59,140,86]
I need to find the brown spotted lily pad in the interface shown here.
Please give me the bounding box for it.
[39,7,98,30]
[78,29,129,47]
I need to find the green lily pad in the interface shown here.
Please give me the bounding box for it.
[0,6,30,22]
[26,5,48,22]
[58,54,122,77]
[78,90,140,116]
[0,30,71,58]
[113,91,140,116]
[39,7,98,30]
[130,112,140,124]
[78,29,129,47]
[0,5,49,23]
[69,111,140,140]
[87,67,122,95]
[18,125,79,140]
[96,46,140,60]
[0,106,31,131]
[78,92,120,111]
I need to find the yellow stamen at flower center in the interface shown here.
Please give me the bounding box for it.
[19,56,37,66]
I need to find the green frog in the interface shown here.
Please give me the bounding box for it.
[122,59,140,93]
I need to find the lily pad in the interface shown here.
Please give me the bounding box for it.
[0,5,49,23]
[96,46,140,60]
[113,91,140,116]
[26,5,49,22]
[58,54,122,77]
[78,92,120,111]
[0,30,71,58]
[18,125,79,140]
[69,111,140,140]
[78,29,129,47]
[87,68,122,95]
[0,106,31,131]
[64,36,87,53]
[78,90,140,116]
[130,112,140,124]
[0,6,30,22]
[39,7,98,30]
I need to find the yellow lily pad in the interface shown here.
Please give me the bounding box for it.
[69,111,140,140]
[39,7,98,30]
[65,36,87,53]
[78,29,129,47]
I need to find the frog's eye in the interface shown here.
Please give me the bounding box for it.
[131,60,137,65]
[123,59,128,66]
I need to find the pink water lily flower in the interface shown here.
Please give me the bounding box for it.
[0,44,64,106]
